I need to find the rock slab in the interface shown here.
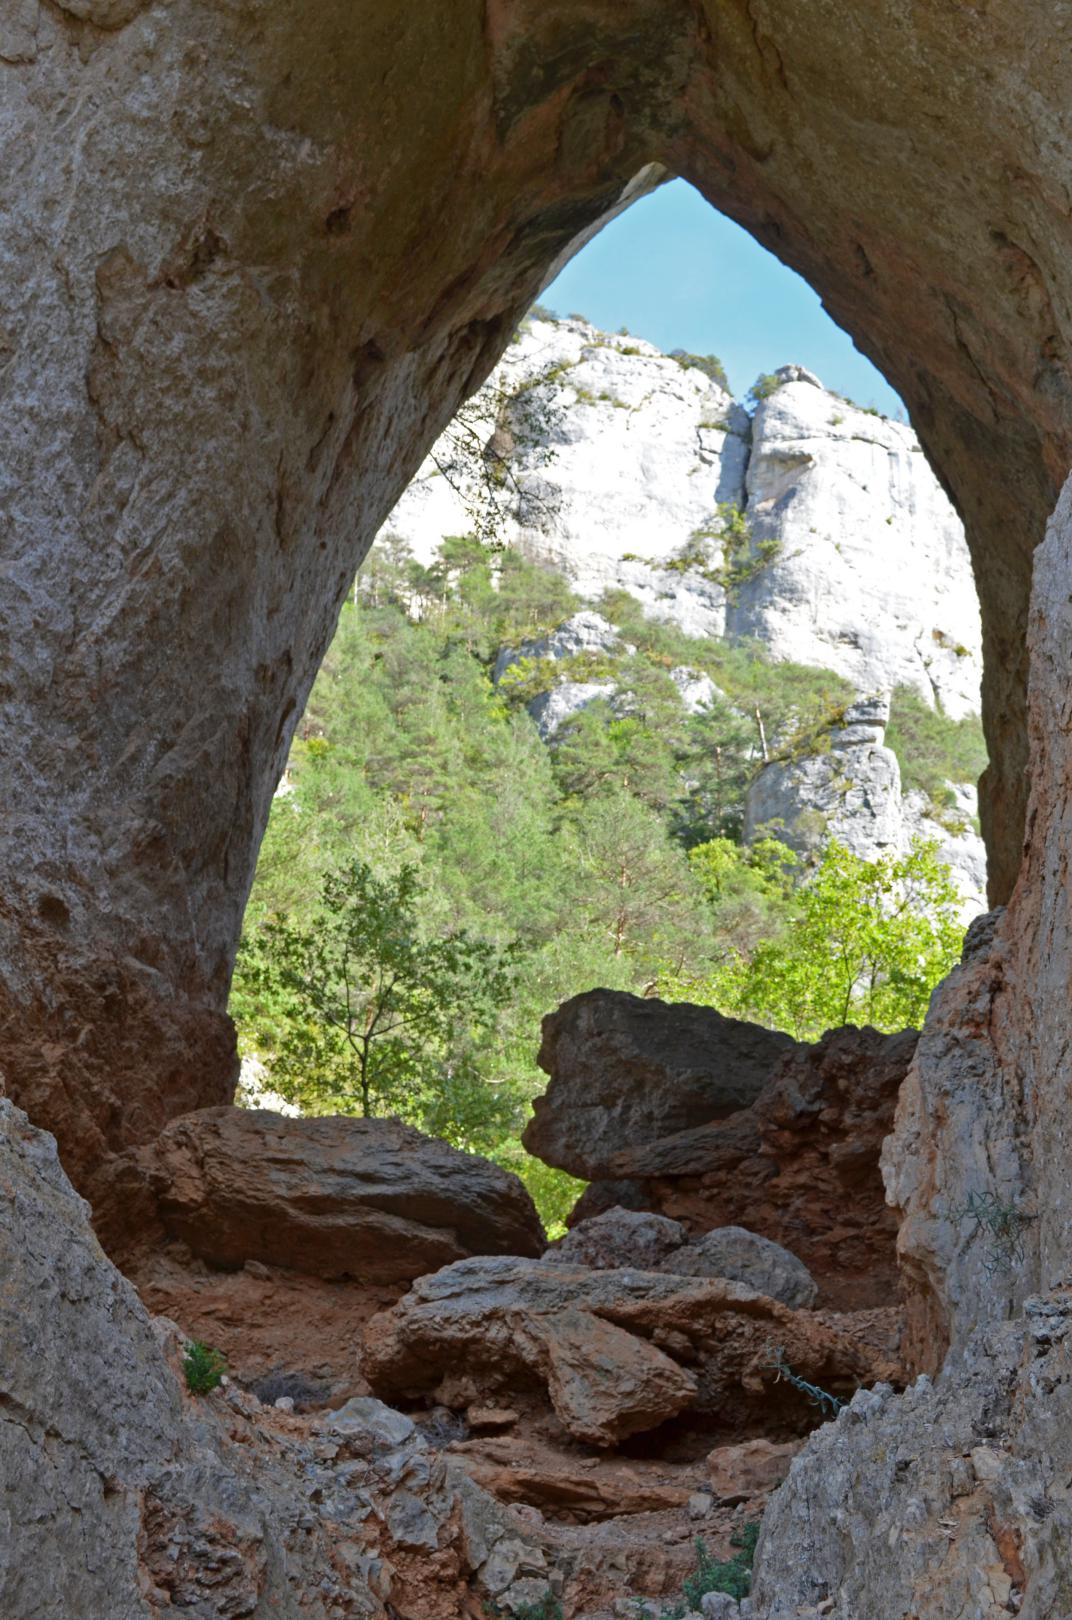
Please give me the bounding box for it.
[525,989,796,1179]
[146,1107,546,1282]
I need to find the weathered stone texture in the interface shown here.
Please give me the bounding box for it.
[525,989,794,1178]
[362,1254,890,1448]
[142,1107,546,1280]
[886,481,1072,1371]
[2,0,1070,1187]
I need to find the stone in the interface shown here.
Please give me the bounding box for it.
[706,1439,802,1503]
[0,1097,552,1620]
[528,678,617,740]
[3,0,1068,1201]
[688,1491,714,1520]
[660,1227,818,1310]
[524,989,796,1179]
[607,1024,916,1311]
[885,478,1072,1371]
[745,694,987,923]
[701,1595,740,1620]
[362,1255,892,1447]
[749,1299,1072,1620]
[389,325,982,720]
[324,1397,416,1452]
[142,1107,545,1282]
[540,1306,699,1447]
[546,1207,688,1271]
[728,384,981,720]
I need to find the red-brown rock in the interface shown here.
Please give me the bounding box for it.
[143,1107,545,1284]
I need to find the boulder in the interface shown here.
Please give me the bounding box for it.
[751,1293,1072,1620]
[524,990,796,1179]
[660,1227,818,1310]
[362,1255,893,1448]
[0,1097,550,1620]
[706,1438,802,1503]
[603,1025,917,1311]
[145,1107,545,1283]
[546,1207,688,1271]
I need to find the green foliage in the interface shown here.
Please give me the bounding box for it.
[885,683,987,816]
[665,837,963,1040]
[238,860,517,1135]
[487,1596,563,1620]
[183,1341,227,1396]
[663,503,781,599]
[655,1525,761,1616]
[748,372,782,405]
[669,348,731,391]
[950,1190,1037,1275]
[234,531,976,1229]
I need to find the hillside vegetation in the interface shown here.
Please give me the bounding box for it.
[233,537,981,1227]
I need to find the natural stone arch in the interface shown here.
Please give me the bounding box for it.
[2,0,1069,1204]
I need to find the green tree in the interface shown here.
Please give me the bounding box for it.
[238,861,516,1127]
[664,837,962,1039]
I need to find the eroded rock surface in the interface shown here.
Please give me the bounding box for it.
[543,1019,915,1311]
[142,1107,545,1282]
[525,990,795,1179]
[752,1293,1072,1620]
[660,1227,818,1312]
[745,695,988,922]
[0,1097,551,1620]
[362,1255,891,1449]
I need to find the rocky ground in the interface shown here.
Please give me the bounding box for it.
[71,990,913,1618]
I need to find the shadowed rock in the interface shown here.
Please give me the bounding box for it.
[362,1255,892,1448]
[144,1107,546,1283]
[524,989,795,1178]
[659,1226,818,1310]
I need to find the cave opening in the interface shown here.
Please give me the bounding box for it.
[229,175,988,1237]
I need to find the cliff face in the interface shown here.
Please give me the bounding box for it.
[1,0,1065,1183]
[383,319,983,722]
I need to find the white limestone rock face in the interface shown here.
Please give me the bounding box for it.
[383,315,747,638]
[745,697,987,921]
[378,327,982,719]
[729,376,981,719]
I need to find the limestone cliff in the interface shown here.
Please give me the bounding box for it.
[381,318,982,721]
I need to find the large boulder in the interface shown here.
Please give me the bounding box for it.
[524,990,796,1178]
[144,1108,545,1283]
[600,1024,917,1310]
[0,1097,549,1620]
[362,1255,892,1448]
[660,1226,819,1310]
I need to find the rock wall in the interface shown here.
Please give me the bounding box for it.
[2,0,1069,1179]
[383,324,983,720]
[745,695,988,921]
[885,478,1072,1372]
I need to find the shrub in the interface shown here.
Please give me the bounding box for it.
[183,1340,227,1396]
[656,1525,762,1615]
[885,683,987,811]
[669,349,731,391]
[747,372,782,405]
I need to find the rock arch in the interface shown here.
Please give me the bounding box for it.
[2,0,1069,1198]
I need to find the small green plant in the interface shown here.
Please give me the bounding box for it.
[762,1346,844,1417]
[486,1597,563,1620]
[951,1190,1037,1274]
[747,372,782,406]
[669,349,731,391]
[183,1340,227,1396]
[651,1525,761,1616]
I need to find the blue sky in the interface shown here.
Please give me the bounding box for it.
[543,178,903,417]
